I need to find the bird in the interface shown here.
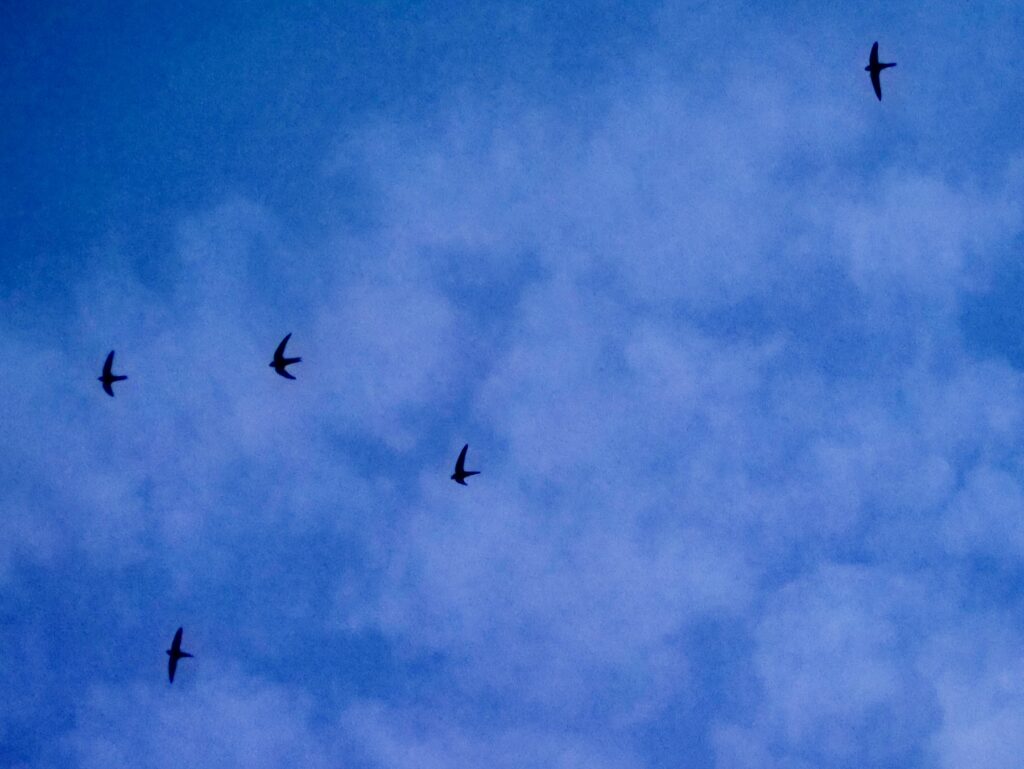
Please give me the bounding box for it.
[98,350,127,397]
[450,444,480,485]
[269,333,301,379]
[166,627,193,683]
[865,41,896,101]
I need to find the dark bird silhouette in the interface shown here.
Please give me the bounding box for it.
[98,350,127,397]
[166,627,193,683]
[865,41,896,101]
[450,443,480,485]
[269,333,301,379]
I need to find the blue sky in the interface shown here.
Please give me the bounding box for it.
[3,2,1024,767]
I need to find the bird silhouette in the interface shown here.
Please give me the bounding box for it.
[166,627,193,683]
[450,443,480,485]
[98,350,127,397]
[270,333,302,379]
[865,41,896,101]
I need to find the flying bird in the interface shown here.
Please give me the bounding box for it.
[98,350,127,397]
[450,443,480,486]
[166,627,193,684]
[865,41,896,101]
[270,333,302,379]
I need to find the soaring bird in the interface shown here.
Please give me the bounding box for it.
[865,41,896,101]
[166,627,193,683]
[270,333,302,379]
[450,444,480,486]
[98,350,127,397]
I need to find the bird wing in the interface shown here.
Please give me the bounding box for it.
[273,333,292,361]
[168,654,178,683]
[102,380,115,397]
[869,41,879,67]
[102,351,114,377]
[172,627,183,653]
[455,444,468,473]
[870,68,883,100]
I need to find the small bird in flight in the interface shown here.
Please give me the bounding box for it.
[450,443,480,485]
[270,333,302,379]
[98,350,127,397]
[865,41,896,101]
[166,627,193,683]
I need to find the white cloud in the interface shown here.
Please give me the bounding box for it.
[63,675,340,769]
[312,278,462,450]
[923,620,1024,769]
[343,702,641,769]
[943,466,1024,560]
[714,565,940,768]
[6,6,1024,768]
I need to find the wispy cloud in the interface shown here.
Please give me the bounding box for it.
[3,3,1024,768]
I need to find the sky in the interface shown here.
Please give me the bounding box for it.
[2,1,1024,767]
